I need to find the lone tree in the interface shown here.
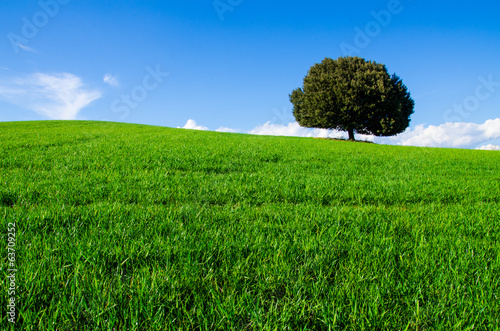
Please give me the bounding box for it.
[290,56,414,141]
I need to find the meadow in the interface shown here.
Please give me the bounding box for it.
[1,120,499,330]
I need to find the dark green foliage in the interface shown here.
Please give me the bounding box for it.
[290,56,414,140]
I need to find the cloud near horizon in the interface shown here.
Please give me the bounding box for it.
[216,127,241,133]
[249,121,353,140]
[476,144,500,151]
[0,72,101,120]
[180,118,500,150]
[385,119,500,148]
[179,119,209,131]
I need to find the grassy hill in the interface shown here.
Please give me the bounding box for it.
[1,120,499,330]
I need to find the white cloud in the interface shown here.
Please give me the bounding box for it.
[378,119,500,148]
[476,144,500,151]
[249,121,339,138]
[216,126,240,133]
[0,72,101,120]
[248,121,376,141]
[103,73,119,87]
[16,43,36,53]
[176,118,500,150]
[179,119,209,131]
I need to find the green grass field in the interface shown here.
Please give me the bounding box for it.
[1,120,499,330]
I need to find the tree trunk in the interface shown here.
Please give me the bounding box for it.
[348,128,355,141]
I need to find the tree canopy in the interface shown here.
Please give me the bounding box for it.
[290,56,414,141]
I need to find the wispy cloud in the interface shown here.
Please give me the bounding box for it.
[103,73,119,87]
[0,72,102,120]
[16,43,37,53]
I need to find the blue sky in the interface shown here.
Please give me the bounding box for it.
[1,0,499,149]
